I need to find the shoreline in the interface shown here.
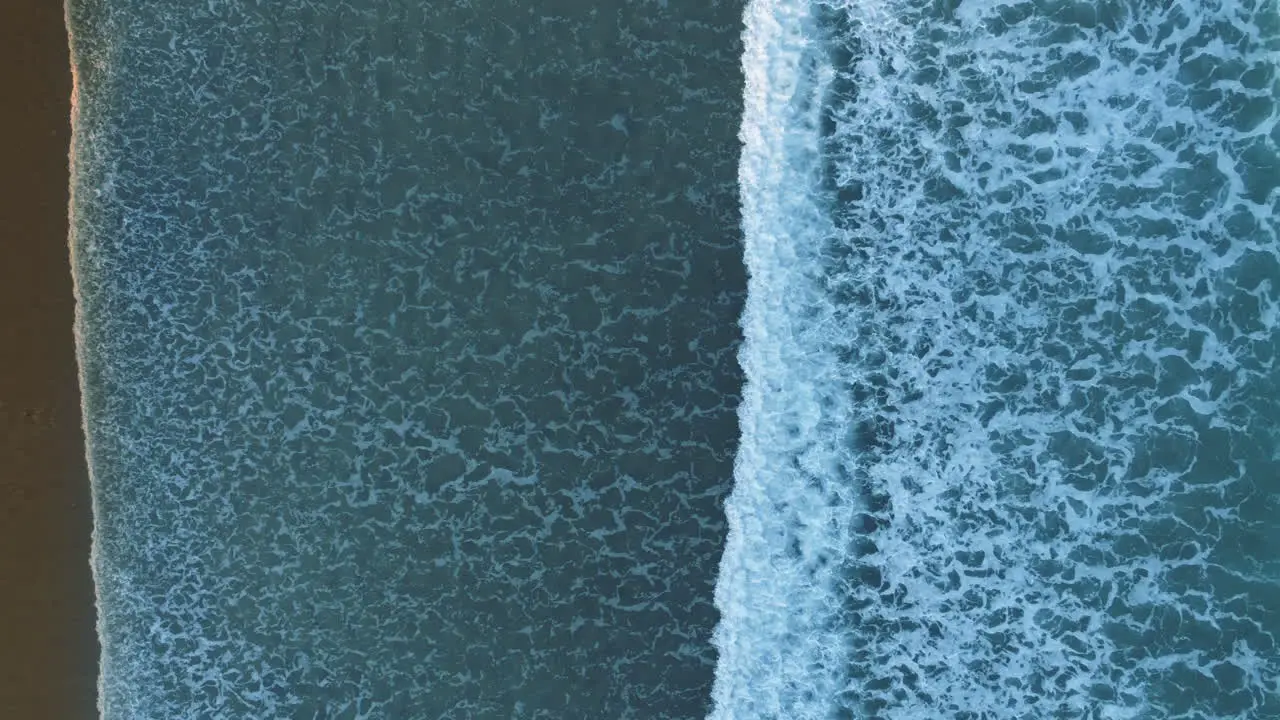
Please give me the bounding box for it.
[0,1,99,717]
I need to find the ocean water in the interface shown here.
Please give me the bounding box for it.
[712,0,1280,718]
[66,0,746,717]
[67,0,1280,717]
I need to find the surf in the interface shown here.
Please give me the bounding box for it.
[711,0,1280,716]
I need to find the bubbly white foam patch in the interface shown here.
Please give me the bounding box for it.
[712,0,1279,716]
[709,0,863,717]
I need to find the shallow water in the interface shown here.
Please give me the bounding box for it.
[67,1,746,717]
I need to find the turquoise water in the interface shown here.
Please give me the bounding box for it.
[67,0,745,717]
[712,0,1280,717]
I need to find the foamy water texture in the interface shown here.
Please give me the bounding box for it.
[712,0,1280,717]
[68,0,748,717]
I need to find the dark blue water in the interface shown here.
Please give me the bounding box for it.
[67,1,745,717]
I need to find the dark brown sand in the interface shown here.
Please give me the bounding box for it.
[0,1,99,717]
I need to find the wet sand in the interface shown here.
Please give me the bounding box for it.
[0,1,99,717]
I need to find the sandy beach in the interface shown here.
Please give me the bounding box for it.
[0,1,98,716]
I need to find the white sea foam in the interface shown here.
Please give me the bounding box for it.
[713,0,1280,716]
[710,0,862,716]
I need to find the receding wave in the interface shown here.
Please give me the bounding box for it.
[67,0,749,717]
